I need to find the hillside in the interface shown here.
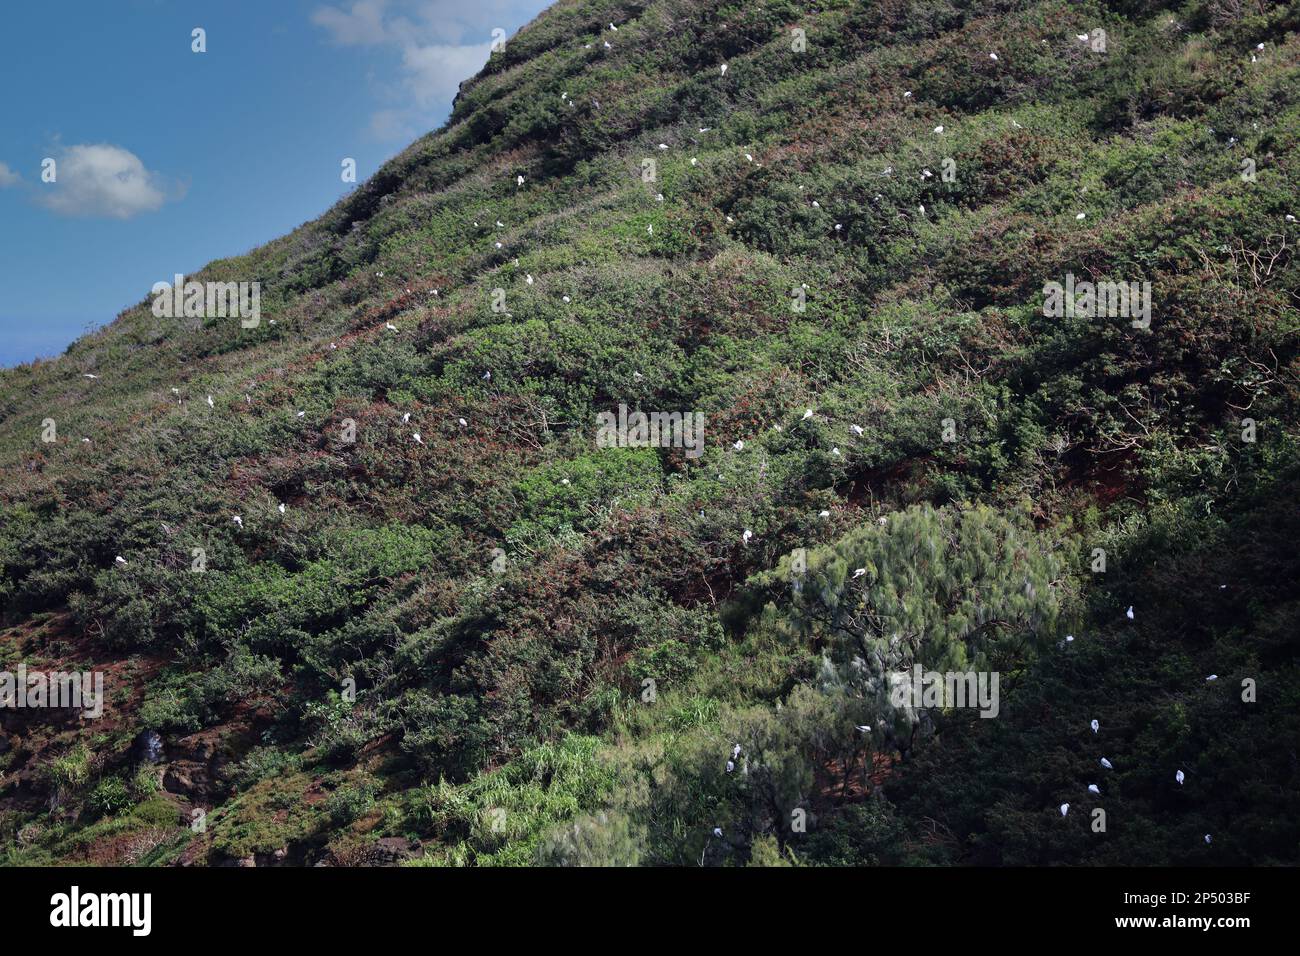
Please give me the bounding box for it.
[1,0,1298,867]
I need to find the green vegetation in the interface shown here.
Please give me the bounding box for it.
[1,0,1298,866]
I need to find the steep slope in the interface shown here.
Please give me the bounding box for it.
[1,0,1298,866]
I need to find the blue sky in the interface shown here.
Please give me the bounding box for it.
[0,0,548,368]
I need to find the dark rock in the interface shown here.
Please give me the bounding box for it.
[133,730,164,764]
[369,837,414,865]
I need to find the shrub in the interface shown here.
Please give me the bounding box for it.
[88,776,134,817]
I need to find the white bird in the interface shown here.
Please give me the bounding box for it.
[712,827,723,838]
[278,503,286,514]
[852,568,866,579]
[1100,757,1113,769]
[232,516,243,528]
[726,761,735,773]
[1206,674,1218,681]
[720,63,728,76]
[989,52,999,60]
[83,373,99,379]
[609,22,617,30]
[412,433,423,444]
[1060,803,1069,816]
[81,438,91,443]
[1076,33,1089,42]
[562,295,571,303]
[458,418,468,427]
[903,91,912,98]
[647,224,654,235]
[834,223,842,231]
[811,200,820,208]
[1088,784,1100,795]
[516,175,525,186]
[918,205,926,216]
[114,556,127,566]
[495,220,504,228]
[802,409,814,420]
[831,447,841,456]
[657,143,668,150]
[1256,43,1264,51]
[402,412,411,423]
[744,153,753,163]
[560,478,570,486]
[818,510,830,518]
[851,424,864,436]
[733,440,744,451]
[690,158,698,166]
[1076,212,1087,221]
[1012,119,1024,129]
[933,125,944,134]
[482,371,491,381]
[525,273,533,285]
[329,342,337,350]
[1175,770,1185,785]
[877,516,887,526]
[1090,719,1099,733]
[171,387,180,394]
[1204,834,1212,844]
[856,724,872,733]
[1125,606,1134,620]
[296,411,305,418]
[732,745,741,759]
[1065,634,1075,642]
[742,529,753,545]
[207,395,214,408]
[386,322,398,331]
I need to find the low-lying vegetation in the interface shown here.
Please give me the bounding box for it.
[1,0,1298,866]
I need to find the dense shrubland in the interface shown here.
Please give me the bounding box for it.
[1,0,1297,865]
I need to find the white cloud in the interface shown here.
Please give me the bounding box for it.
[311,0,530,140]
[36,144,172,219]
[401,41,492,109]
[0,162,20,187]
[311,0,392,46]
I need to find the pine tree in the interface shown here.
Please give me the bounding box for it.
[765,504,1068,753]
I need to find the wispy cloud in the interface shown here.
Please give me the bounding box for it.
[0,162,20,188]
[35,144,180,220]
[310,0,530,141]
[399,40,494,109]
[310,0,391,46]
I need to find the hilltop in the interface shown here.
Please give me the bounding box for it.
[1,0,1298,866]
